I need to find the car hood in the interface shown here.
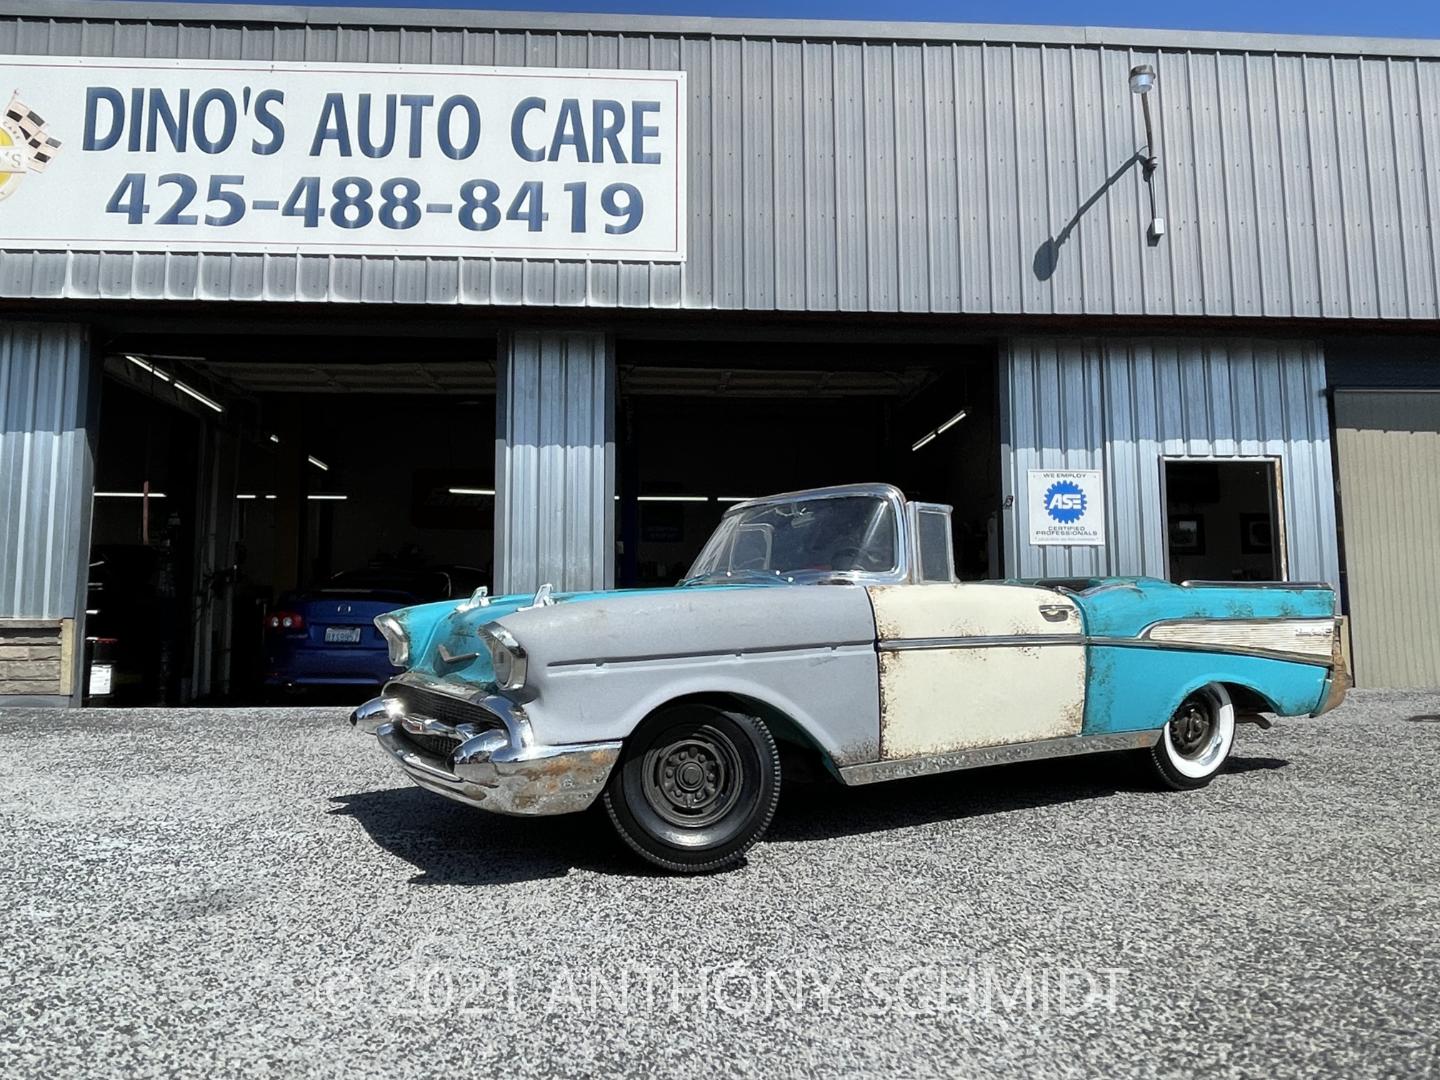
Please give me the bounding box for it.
[390,579,877,697]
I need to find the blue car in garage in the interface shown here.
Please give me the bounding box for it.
[264,565,488,698]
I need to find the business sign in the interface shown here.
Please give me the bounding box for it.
[1028,469,1105,546]
[0,56,686,260]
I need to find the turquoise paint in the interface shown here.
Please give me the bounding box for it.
[1048,577,1336,733]
[1068,577,1336,638]
[1082,646,1329,733]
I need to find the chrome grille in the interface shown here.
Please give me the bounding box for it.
[397,730,461,760]
[386,683,501,730]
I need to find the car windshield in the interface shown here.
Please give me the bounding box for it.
[685,493,898,582]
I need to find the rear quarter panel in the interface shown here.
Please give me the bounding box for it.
[1075,579,1335,733]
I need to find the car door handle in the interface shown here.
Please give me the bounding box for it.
[1038,604,1072,622]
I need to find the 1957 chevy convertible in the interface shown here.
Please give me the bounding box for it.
[350,483,1349,873]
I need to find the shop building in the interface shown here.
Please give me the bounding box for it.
[0,1,1437,704]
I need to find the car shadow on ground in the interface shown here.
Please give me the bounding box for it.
[332,753,1291,883]
[329,787,626,885]
[771,751,1290,843]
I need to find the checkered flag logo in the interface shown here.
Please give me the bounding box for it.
[5,92,61,171]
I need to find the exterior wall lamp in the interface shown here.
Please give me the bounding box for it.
[1129,64,1165,241]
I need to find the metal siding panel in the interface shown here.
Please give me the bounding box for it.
[920,44,959,312]
[893,43,929,312]
[0,14,1434,316]
[710,37,743,309]
[1391,60,1439,319]
[496,331,614,593]
[647,34,683,309]
[955,44,991,312]
[983,45,1021,312]
[801,40,837,310]
[1014,46,1050,314]
[862,43,899,312]
[615,35,653,308]
[772,39,805,311]
[1070,48,1112,315]
[0,323,92,620]
[1041,46,1081,314]
[682,34,714,308]
[1332,57,1378,317]
[1246,54,1290,317]
[1359,59,1406,318]
[1219,52,1262,316]
[833,42,868,310]
[1004,336,1336,584]
[741,37,775,309]
[1418,62,1440,319]
[1334,391,1440,687]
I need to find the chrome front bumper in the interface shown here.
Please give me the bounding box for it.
[351,692,621,816]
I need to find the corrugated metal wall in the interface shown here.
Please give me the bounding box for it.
[495,330,615,594]
[1,9,1438,317]
[1333,391,1440,688]
[0,321,94,619]
[1001,337,1340,585]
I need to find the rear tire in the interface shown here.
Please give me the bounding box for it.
[1148,684,1236,790]
[603,703,781,874]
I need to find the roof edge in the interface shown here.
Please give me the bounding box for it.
[9,1,1440,60]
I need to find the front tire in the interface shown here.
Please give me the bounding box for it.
[1148,684,1236,790]
[603,703,781,873]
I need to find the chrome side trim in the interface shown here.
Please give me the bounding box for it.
[877,633,1083,652]
[547,639,876,670]
[1089,636,1335,667]
[838,729,1159,785]
[1180,580,1332,591]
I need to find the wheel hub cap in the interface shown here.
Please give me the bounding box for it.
[1169,701,1214,756]
[642,731,742,828]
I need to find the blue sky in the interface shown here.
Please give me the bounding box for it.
[194,0,1440,40]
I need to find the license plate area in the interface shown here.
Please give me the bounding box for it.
[324,626,363,644]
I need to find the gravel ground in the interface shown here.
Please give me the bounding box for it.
[1,691,1437,1079]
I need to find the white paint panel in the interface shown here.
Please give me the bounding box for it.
[878,646,1086,757]
[868,583,1085,758]
[868,582,1081,639]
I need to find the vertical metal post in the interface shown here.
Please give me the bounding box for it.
[494,330,616,595]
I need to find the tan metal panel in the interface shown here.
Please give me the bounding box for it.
[1334,391,1440,688]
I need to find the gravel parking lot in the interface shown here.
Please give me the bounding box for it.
[1,691,1437,1079]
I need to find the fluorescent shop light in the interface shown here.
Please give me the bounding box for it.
[268,434,280,444]
[910,431,938,452]
[935,409,968,435]
[264,494,277,500]
[638,495,710,502]
[307,493,348,501]
[126,355,171,382]
[94,491,167,498]
[715,497,755,504]
[307,456,329,471]
[236,494,258,500]
[447,487,496,496]
[174,381,224,413]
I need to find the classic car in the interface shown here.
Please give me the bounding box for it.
[350,483,1349,873]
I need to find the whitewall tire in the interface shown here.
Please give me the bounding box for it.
[1149,683,1236,790]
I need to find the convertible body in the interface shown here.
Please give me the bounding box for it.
[351,484,1347,871]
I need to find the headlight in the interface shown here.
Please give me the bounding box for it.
[374,613,409,667]
[477,623,528,693]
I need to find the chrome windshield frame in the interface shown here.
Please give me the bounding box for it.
[683,483,913,586]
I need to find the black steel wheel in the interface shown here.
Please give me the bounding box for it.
[603,703,781,873]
